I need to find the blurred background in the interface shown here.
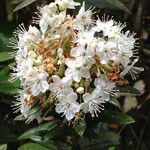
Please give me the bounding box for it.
[0,0,150,150]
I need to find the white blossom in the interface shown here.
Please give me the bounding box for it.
[10,25,41,63]
[73,2,93,30]
[81,90,105,117]
[10,2,141,122]
[120,58,144,80]
[94,75,117,101]
[12,90,32,117]
[96,39,117,64]
[75,30,95,46]
[56,0,80,10]
[55,93,80,121]
[114,32,137,65]
[10,58,33,83]
[65,59,90,82]
[49,75,73,97]
[92,19,125,38]
[24,69,49,96]
[70,45,95,67]
[39,11,66,33]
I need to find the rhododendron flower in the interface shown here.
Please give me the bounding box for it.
[10,0,143,122]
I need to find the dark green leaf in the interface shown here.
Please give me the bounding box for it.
[88,0,131,14]
[75,120,86,137]
[100,110,135,125]
[93,123,120,143]
[0,66,20,94]
[0,144,7,150]
[108,146,116,150]
[14,0,37,12]
[18,143,49,150]
[18,121,58,140]
[44,126,68,141]
[0,52,13,62]
[0,80,20,94]
[117,86,141,94]
[0,66,9,80]
[39,141,57,150]
[0,33,9,46]
[109,97,120,108]
[99,130,120,143]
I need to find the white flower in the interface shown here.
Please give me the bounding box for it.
[55,93,80,121]
[75,30,95,46]
[70,45,95,67]
[120,58,144,80]
[114,31,137,65]
[11,58,33,82]
[10,25,41,63]
[73,2,93,30]
[92,19,124,38]
[94,75,117,101]
[56,0,80,10]
[65,59,90,82]
[39,11,66,33]
[24,69,49,96]
[12,90,32,117]
[49,75,73,97]
[81,90,105,117]
[96,39,117,64]
[17,25,40,49]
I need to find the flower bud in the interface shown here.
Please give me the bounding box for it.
[74,83,79,88]
[76,87,84,94]
[34,56,43,65]
[84,79,91,86]
[49,2,57,14]
[28,51,37,58]
[58,1,68,11]
[90,40,97,49]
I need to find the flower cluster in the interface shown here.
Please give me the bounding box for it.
[10,0,143,123]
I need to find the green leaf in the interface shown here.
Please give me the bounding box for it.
[14,0,37,12]
[93,123,120,143]
[75,120,86,137]
[0,52,13,62]
[18,121,58,140]
[0,144,7,150]
[0,33,9,46]
[88,0,131,14]
[117,86,141,94]
[0,66,20,94]
[18,143,49,150]
[99,130,120,143]
[109,97,120,108]
[0,66,9,80]
[108,146,116,150]
[100,110,135,125]
[44,126,68,141]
